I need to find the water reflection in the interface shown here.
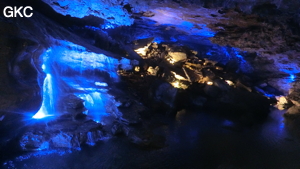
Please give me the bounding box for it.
[259,109,288,148]
[7,108,300,168]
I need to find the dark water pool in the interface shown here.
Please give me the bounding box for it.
[4,109,300,169]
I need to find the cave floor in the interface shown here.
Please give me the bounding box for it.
[4,109,300,169]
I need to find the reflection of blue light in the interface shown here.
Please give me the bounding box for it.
[178,21,215,37]
[279,67,300,74]
[12,149,72,163]
[204,46,252,73]
[206,51,212,56]
[279,68,298,84]
[232,48,253,73]
[180,21,194,29]
[137,34,151,40]
[280,65,298,77]
[233,49,243,58]
[290,74,295,82]
[170,37,177,42]
[223,120,234,126]
[194,31,215,37]
[264,93,274,98]
[95,82,108,87]
[279,122,284,130]
[100,22,115,29]
[147,20,157,25]
[254,86,275,98]
[41,64,46,71]
[85,25,101,31]
[153,38,163,43]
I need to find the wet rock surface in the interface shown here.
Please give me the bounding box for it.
[119,42,275,120]
[19,119,106,151]
[208,3,300,94]
[284,81,300,117]
[0,0,300,167]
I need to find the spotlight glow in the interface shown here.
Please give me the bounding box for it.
[32,111,52,119]
[170,81,188,89]
[95,82,108,87]
[290,74,295,82]
[207,81,213,85]
[172,81,180,88]
[134,45,149,56]
[225,80,234,86]
[33,74,54,119]
[171,71,187,81]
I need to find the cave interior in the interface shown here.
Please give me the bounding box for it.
[0,0,300,168]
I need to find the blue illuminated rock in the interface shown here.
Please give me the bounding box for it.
[20,132,50,151]
[42,0,149,26]
[155,82,178,108]
[19,120,107,150]
[51,133,73,148]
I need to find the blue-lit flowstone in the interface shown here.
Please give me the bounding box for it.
[33,40,130,123]
[33,74,55,119]
[76,92,106,123]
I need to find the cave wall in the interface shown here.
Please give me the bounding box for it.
[41,0,151,26]
[0,0,123,112]
[163,0,300,13]
[1,0,299,112]
[0,18,45,112]
[40,0,300,28]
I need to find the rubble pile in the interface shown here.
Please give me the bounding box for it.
[119,41,275,122]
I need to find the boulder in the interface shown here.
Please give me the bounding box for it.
[284,81,300,116]
[85,130,104,146]
[20,131,49,151]
[168,52,187,63]
[276,96,289,110]
[288,92,300,107]
[147,66,160,76]
[51,133,73,148]
[155,82,178,108]
[285,106,300,117]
